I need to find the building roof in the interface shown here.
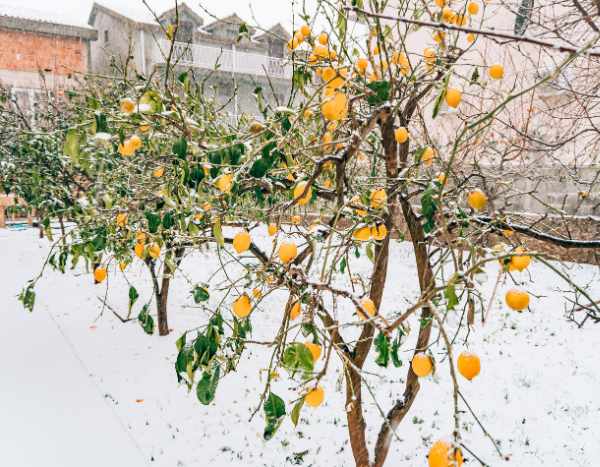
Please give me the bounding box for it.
[0,3,97,40]
[203,13,256,35]
[158,3,204,26]
[255,23,291,42]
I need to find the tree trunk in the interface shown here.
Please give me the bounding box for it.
[345,366,372,467]
[156,275,171,336]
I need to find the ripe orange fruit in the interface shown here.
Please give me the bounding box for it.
[216,173,233,193]
[279,242,298,264]
[356,57,369,74]
[303,108,314,119]
[467,189,488,211]
[305,342,322,361]
[120,98,135,114]
[118,140,136,157]
[318,32,328,45]
[371,224,388,241]
[233,294,252,318]
[290,301,302,320]
[505,289,529,311]
[422,147,436,167]
[116,212,128,228]
[305,386,325,407]
[428,440,463,467]
[129,135,142,151]
[301,24,311,37]
[268,223,278,236]
[510,247,531,271]
[370,188,387,209]
[395,127,409,144]
[148,243,161,259]
[466,33,476,44]
[423,47,436,65]
[457,352,481,380]
[411,352,433,377]
[445,88,462,108]
[488,63,504,80]
[94,267,107,284]
[136,231,147,244]
[357,297,377,320]
[134,243,145,259]
[321,91,348,121]
[353,226,372,242]
[467,1,479,15]
[442,7,456,23]
[293,181,313,206]
[233,231,251,254]
[291,215,302,225]
[435,0,445,6]
[153,166,165,178]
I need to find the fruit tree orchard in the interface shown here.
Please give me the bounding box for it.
[2,1,600,466]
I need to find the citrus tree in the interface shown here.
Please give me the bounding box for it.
[5,1,600,466]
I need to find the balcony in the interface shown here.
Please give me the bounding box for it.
[152,40,292,79]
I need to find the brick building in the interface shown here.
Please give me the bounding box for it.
[0,5,97,115]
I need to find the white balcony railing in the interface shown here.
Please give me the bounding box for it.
[153,40,292,79]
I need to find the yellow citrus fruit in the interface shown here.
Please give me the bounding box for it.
[445,88,462,108]
[435,0,445,6]
[467,189,488,211]
[371,224,388,241]
[252,288,262,299]
[279,242,298,264]
[148,243,161,259]
[119,261,128,272]
[293,181,313,206]
[305,386,325,407]
[457,352,481,380]
[216,173,233,193]
[232,294,252,319]
[291,215,302,225]
[116,212,128,228]
[233,231,251,254]
[422,147,436,167]
[303,108,314,119]
[321,91,348,121]
[428,440,464,467]
[510,247,531,271]
[467,1,479,15]
[134,243,145,259]
[305,342,322,361]
[118,140,136,157]
[370,188,387,209]
[94,267,107,284]
[395,127,409,144]
[357,297,377,320]
[301,24,311,37]
[290,301,302,320]
[139,124,151,133]
[436,172,447,184]
[120,98,135,114]
[442,7,456,23]
[466,33,476,43]
[356,57,369,74]
[505,289,530,311]
[423,47,436,65]
[287,38,299,51]
[318,32,328,45]
[153,166,165,178]
[351,195,367,217]
[129,135,142,151]
[353,226,372,242]
[411,352,433,377]
[488,63,504,80]
[268,223,278,236]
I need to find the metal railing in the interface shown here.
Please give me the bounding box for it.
[153,40,292,79]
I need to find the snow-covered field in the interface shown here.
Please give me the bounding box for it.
[2,226,599,467]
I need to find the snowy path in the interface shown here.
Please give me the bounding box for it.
[0,230,148,467]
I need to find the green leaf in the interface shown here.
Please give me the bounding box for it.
[128,286,139,312]
[145,211,161,234]
[162,211,175,230]
[194,334,218,366]
[138,305,154,335]
[176,332,187,352]
[193,285,210,303]
[196,365,220,405]
[444,284,459,311]
[339,257,347,273]
[64,129,82,163]
[173,138,188,159]
[18,284,36,312]
[249,158,270,178]
[282,343,314,374]
[375,332,390,367]
[391,334,403,368]
[213,217,225,247]
[263,392,286,440]
[514,0,534,36]
[421,186,438,234]
[290,399,304,427]
[366,81,390,106]
[366,243,375,263]
[470,67,480,85]
[94,112,109,133]
[432,74,451,119]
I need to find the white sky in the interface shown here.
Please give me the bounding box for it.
[0,0,320,31]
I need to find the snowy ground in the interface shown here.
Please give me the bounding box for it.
[1,225,599,467]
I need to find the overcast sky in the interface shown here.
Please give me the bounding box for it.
[0,0,320,30]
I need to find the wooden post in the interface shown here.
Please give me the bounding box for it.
[0,204,5,228]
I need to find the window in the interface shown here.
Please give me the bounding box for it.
[104,30,109,43]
